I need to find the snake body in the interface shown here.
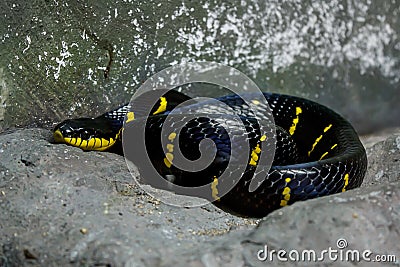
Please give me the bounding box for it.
[54,90,367,217]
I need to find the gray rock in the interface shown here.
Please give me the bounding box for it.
[0,129,259,267]
[362,131,400,187]
[1,1,399,133]
[0,128,399,266]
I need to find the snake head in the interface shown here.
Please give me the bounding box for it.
[53,117,121,151]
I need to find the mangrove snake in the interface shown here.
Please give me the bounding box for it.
[53,90,367,217]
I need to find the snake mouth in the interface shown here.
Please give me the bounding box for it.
[53,118,121,151]
[53,129,65,143]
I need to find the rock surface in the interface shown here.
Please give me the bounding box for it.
[1,1,399,133]
[0,128,399,266]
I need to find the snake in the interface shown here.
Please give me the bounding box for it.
[53,90,367,217]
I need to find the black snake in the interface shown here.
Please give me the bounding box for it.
[53,90,367,217]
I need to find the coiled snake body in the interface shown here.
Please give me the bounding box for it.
[54,90,367,217]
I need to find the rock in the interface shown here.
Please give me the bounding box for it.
[1,1,399,133]
[233,182,400,266]
[0,128,399,266]
[362,130,400,187]
[0,129,259,266]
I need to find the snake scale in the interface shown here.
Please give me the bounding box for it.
[53,90,367,217]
